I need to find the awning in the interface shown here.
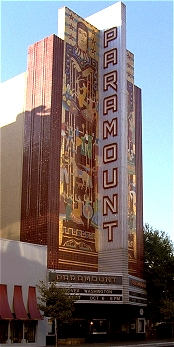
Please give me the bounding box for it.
[13,285,28,320]
[28,286,42,320]
[0,284,13,319]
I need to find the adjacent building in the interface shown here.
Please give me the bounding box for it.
[0,239,47,345]
[1,1,146,343]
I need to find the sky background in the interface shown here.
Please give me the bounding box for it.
[1,0,173,242]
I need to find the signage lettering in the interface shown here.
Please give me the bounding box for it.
[129,279,146,289]
[68,288,122,295]
[103,168,118,189]
[104,27,117,48]
[49,272,122,285]
[104,49,117,68]
[83,295,122,302]
[103,95,117,114]
[103,220,118,242]
[103,194,118,215]
[103,118,117,139]
[103,143,117,163]
[103,71,117,92]
[101,27,118,242]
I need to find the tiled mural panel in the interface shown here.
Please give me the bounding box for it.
[127,51,143,277]
[135,86,144,278]
[127,85,143,277]
[58,8,99,271]
[127,80,137,275]
[127,51,137,275]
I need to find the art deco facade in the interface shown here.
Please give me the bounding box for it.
[20,3,144,276]
[1,2,146,341]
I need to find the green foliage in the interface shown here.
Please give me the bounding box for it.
[160,299,174,321]
[37,281,75,323]
[144,224,174,322]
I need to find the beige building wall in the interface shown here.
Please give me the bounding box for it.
[0,73,26,240]
[0,238,47,346]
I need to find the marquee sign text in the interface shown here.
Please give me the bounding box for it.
[49,272,122,285]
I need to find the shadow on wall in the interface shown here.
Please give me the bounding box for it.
[1,111,25,240]
[0,105,50,241]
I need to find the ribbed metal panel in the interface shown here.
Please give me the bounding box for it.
[98,249,129,304]
[98,248,128,273]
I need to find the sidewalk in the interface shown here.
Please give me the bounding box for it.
[43,338,174,347]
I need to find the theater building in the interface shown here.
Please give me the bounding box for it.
[1,1,146,343]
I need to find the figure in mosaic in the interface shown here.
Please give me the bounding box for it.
[59,9,99,254]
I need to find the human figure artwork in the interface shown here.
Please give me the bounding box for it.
[127,81,135,165]
[127,78,137,264]
[128,112,135,163]
[59,8,99,254]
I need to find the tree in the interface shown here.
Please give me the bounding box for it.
[37,281,76,345]
[144,224,174,323]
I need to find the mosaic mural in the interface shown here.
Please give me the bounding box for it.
[59,8,99,256]
[127,51,137,264]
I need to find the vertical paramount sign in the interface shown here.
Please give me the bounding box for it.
[102,27,118,242]
[97,3,127,253]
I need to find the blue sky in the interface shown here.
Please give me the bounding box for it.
[1,1,173,242]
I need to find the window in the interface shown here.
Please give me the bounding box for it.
[0,320,8,343]
[136,318,145,333]
[10,320,23,343]
[24,321,37,343]
[90,319,108,335]
[47,318,55,335]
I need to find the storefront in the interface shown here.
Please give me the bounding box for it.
[0,239,47,346]
[48,270,147,343]
[57,304,146,341]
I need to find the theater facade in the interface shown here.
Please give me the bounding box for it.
[1,1,146,343]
